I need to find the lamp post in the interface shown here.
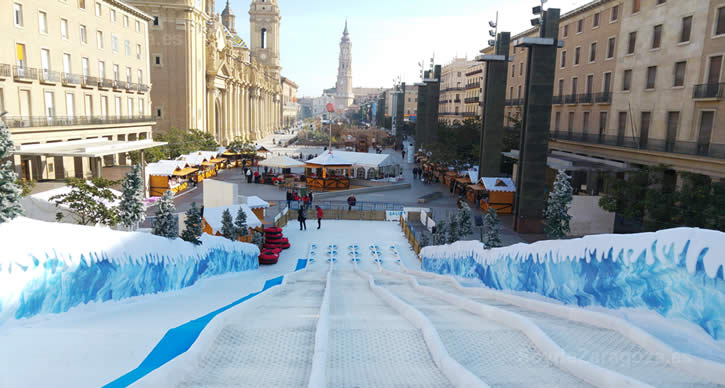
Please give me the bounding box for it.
[325,102,335,153]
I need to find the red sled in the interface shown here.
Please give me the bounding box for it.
[258,252,279,265]
[264,227,282,234]
[280,242,291,250]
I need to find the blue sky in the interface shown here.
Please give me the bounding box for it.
[220,0,589,97]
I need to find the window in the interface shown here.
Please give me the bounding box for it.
[698,111,714,154]
[40,49,51,73]
[554,111,561,132]
[680,16,692,43]
[586,74,594,94]
[44,91,55,118]
[123,15,129,27]
[607,37,615,59]
[126,67,131,82]
[136,44,142,59]
[599,112,607,139]
[589,42,597,62]
[127,97,133,117]
[113,64,119,81]
[511,64,515,78]
[623,69,632,91]
[153,16,159,26]
[583,112,590,132]
[627,31,637,54]
[66,93,75,118]
[115,96,121,119]
[517,85,522,98]
[100,96,107,117]
[560,50,567,68]
[519,62,523,76]
[640,112,651,148]
[61,19,69,40]
[110,9,116,23]
[611,5,619,22]
[138,98,144,116]
[568,112,575,134]
[95,2,101,16]
[707,56,722,84]
[593,12,600,28]
[571,77,578,95]
[124,40,130,56]
[716,7,725,36]
[558,79,564,96]
[112,34,119,53]
[137,69,143,83]
[603,72,612,93]
[632,0,640,14]
[656,0,666,5]
[154,56,161,65]
[38,11,48,33]
[617,112,627,144]
[78,0,86,9]
[80,25,87,43]
[135,20,140,32]
[673,61,686,87]
[63,53,71,75]
[563,24,568,38]
[509,87,513,99]
[577,19,583,33]
[97,30,103,49]
[98,60,105,78]
[84,94,92,116]
[646,66,657,89]
[81,57,89,77]
[666,112,679,151]
[574,47,581,65]
[14,3,23,27]
[652,25,662,49]
[156,107,162,118]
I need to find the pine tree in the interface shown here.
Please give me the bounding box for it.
[181,202,202,245]
[483,208,503,248]
[118,164,146,230]
[220,208,235,241]
[0,115,23,223]
[419,232,430,248]
[50,178,119,226]
[544,169,574,239]
[432,219,447,245]
[152,190,178,238]
[446,213,459,244]
[457,203,473,237]
[252,230,264,248]
[234,207,249,239]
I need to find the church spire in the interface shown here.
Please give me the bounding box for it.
[343,19,348,36]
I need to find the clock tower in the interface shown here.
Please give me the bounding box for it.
[249,0,281,77]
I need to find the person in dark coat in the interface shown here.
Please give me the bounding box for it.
[347,194,357,211]
[298,209,307,231]
[315,205,323,229]
[286,190,293,208]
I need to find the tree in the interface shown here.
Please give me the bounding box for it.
[419,232,430,248]
[677,172,711,229]
[220,208,235,241]
[234,207,249,239]
[152,190,178,238]
[181,202,202,245]
[433,219,447,245]
[446,212,460,244]
[599,168,649,224]
[544,169,573,239]
[51,178,119,226]
[0,116,23,223]
[15,178,35,197]
[457,203,473,237]
[118,164,146,230]
[130,128,219,164]
[483,208,503,248]
[709,181,725,232]
[252,230,264,248]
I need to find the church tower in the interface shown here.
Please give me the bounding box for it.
[249,0,281,77]
[221,0,236,33]
[335,20,354,108]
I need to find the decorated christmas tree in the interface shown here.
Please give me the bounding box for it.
[181,202,202,245]
[446,212,459,244]
[483,208,503,248]
[220,208,235,241]
[457,203,473,237]
[118,164,146,230]
[544,169,574,239]
[234,207,249,239]
[0,114,23,223]
[152,190,178,238]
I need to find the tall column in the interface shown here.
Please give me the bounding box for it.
[235,84,241,139]
[479,32,511,177]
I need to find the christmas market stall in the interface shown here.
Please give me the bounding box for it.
[479,177,516,214]
[305,151,352,191]
[146,160,198,197]
[259,155,305,184]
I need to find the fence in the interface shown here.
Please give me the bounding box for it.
[400,215,422,259]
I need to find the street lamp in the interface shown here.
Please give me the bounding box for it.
[488,12,498,48]
[325,102,335,153]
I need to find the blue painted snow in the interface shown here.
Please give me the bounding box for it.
[104,258,307,388]
[2,247,259,324]
[421,230,725,340]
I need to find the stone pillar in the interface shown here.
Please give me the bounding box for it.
[513,9,562,234]
[479,32,511,177]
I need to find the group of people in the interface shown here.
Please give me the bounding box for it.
[243,167,259,184]
[287,190,313,210]
[297,204,324,231]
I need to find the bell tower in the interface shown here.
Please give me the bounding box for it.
[221,0,235,33]
[249,0,281,76]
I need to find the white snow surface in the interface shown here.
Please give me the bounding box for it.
[31,183,123,208]
[202,204,262,230]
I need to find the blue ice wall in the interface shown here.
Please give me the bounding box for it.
[421,230,725,340]
[1,247,258,323]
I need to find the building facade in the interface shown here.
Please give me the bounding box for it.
[281,76,298,128]
[439,58,475,124]
[478,0,725,181]
[3,0,156,181]
[464,62,484,119]
[335,21,353,109]
[125,0,283,144]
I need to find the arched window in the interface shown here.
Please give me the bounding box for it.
[261,28,267,49]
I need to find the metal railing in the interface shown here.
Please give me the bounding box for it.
[578,93,594,104]
[281,200,404,212]
[114,80,127,90]
[0,63,10,78]
[81,75,98,88]
[126,82,138,91]
[440,87,465,92]
[99,78,114,88]
[564,94,578,104]
[138,84,149,92]
[465,83,480,90]
[462,111,477,117]
[692,83,724,99]
[464,97,479,103]
[551,131,725,160]
[4,115,155,128]
[552,95,563,105]
[62,73,81,86]
[13,66,38,81]
[39,70,61,83]
[595,92,612,104]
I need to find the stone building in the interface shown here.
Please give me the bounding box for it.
[477,0,725,182]
[125,0,284,143]
[464,63,484,119]
[335,21,354,109]
[2,0,161,181]
[281,77,298,128]
[438,57,475,124]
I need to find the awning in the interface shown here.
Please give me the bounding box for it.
[259,155,305,168]
[173,168,199,177]
[481,177,517,192]
[201,162,216,167]
[455,177,471,184]
[12,139,167,158]
[210,158,226,163]
[468,184,485,191]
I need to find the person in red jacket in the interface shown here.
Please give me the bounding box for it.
[315,205,323,229]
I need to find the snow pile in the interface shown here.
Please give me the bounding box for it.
[0,217,259,324]
[420,228,725,340]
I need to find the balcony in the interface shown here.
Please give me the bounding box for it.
[692,83,724,100]
[595,92,612,104]
[61,73,81,86]
[99,78,114,89]
[126,82,138,92]
[81,75,99,88]
[441,87,465,93]
[13,66,38,82]
[564,94,578,105]
[578,93,593,104]
[454,99,462,103]
[465,82,480,90]
[551,131,725,160]
[39,70,61,84]
[4,115,155,129]
[138,84,149,93]
[464,96,479,104]
[505,99,523,106]
[0,63,10,79]
[462,112,477,117]
[114,80,127,90]
[552,95,563,105]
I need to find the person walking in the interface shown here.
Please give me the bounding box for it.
[297,208,307,231]
[315,205,324,229]
[401,149,406,160]
[412,167,418,179]
[347,194,357,211]
[286,190,293,208]
[246,168,252,184]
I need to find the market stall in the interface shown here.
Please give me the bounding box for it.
[146,160,198,197]
[479,177,516,214]
[259,155,306,185]
[305,152,352,191]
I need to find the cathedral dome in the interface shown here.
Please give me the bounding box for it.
[221,0,234,16]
